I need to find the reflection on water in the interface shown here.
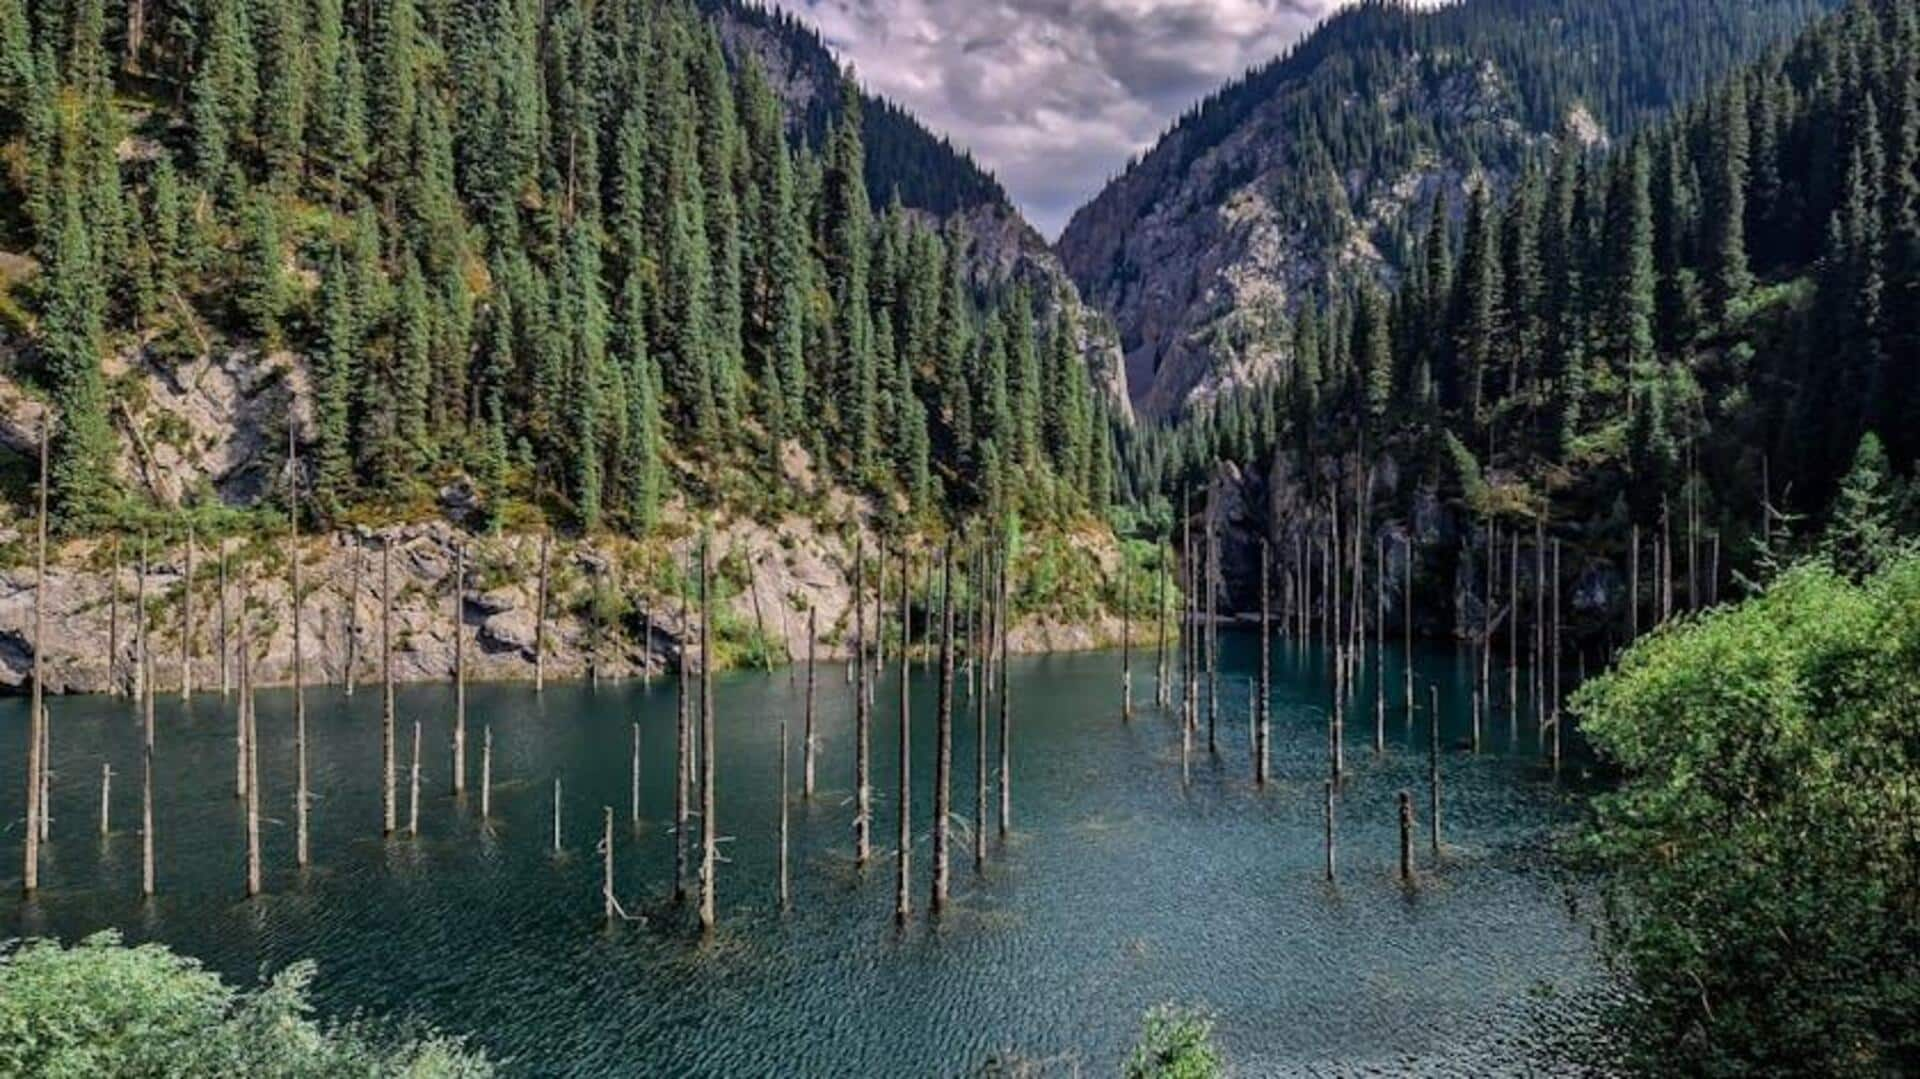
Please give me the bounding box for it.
[2,632,1605,1075]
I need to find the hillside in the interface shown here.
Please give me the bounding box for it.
[1059,0,1844,420]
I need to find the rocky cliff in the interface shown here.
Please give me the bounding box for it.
[1057,0,1840,422]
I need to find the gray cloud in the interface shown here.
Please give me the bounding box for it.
[769,0,1345,239]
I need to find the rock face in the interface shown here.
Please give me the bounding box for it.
[1057,0,1837,422]
[0,518,1129,697]
[1058,55,1580,423]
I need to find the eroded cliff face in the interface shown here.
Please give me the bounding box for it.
[1059,60,1599,422]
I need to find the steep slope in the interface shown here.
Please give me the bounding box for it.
[703,0,1131,418]
[1059,0,1843,420]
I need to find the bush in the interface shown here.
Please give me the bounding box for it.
[0,932,493,1078]
[1572,555,1920,1075]
[1123,1005,1222,1078]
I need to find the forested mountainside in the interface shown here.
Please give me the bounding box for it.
[1060,0,1845,420]
[702,0,1130,419]
[1128,0,1920,631]
[0,0,1121,541]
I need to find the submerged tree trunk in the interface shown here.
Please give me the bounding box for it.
[452,544,467,795]
[974,546,989,872]
[895,546,914,925]
[1258,540,1271,785]
[243,563,261,898]
[22,419,47,894]
[291,430,309,869]
[383,539,397,837]
[140,539,155,897]
[803,607,817,799]
[481,726,493,820]
[998,537,1013,839]
[854,536,871,867]
[932,543,955,917]
[1155,543,1169,708]
[698,537,718,932]
[534,533,550,692]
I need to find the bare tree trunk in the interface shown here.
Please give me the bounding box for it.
[291,434,308,868]
[1205,513,1218,754]
[932,543,955,917]
[1398,791,1414,883]
[22,418,47,893]
[1323,779,1336,882]
[973,546,988,872]
[181,527,194,700]
[345,541,360,696]
[141,538,155,897]
[1155,544,1168,708]
[1404,536,1413,722]
[1120,554,1131,723]
[1258,540,1271,785]
[109,536,120,696]
[779,709,790,911]
[552,777,562,853]
[534,533,550,693]
[895,549,914,925]
[674,581,690,903]
[382,540,397,836]
[698,537,717,931]
[408,720,421,838]
[630,723,642,827]
[1373,536,1384,754]
[1508,531,1519,709]
[854,536,871,867]
[998,537,1013,838]
[219,542,230,696]
[803,607,817,799]
[243,563,261,898]
[1552,539,1564,777]
[1428,683,1442,858]
[452,543,466,794]
[602,806,615,923]
[481,726,493,820]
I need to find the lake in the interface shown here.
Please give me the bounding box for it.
[1,632,1607,1075]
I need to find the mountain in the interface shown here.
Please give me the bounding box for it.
[1059,0,1845,421]
[1125,0,1920,637]
[701,0,1131,419]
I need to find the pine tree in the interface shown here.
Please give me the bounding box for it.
[1703,79,1753,323]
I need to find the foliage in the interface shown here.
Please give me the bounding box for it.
[1571,555,1920,1075]
[0,932,494,1078]
[1123,1005,1222,1079]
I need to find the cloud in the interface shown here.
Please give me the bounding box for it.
[767,0,1343,239]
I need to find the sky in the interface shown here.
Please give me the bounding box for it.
[766,0,1349,239]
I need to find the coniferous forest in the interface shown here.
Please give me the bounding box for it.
[0,0,1114,537]
[1,0,1916,1075]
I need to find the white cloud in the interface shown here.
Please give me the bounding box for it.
[767,0,1344,239]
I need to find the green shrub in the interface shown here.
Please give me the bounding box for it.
[0,932,494,1078]
[1123,1005,1222,1078]
[1573,555,1920,1074]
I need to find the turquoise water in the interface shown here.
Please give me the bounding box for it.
[2,633,1604,1075]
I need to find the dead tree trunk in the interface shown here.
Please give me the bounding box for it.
[854,535,872,867]
[291,435,309,868]
[674,581,690,903]
[803,607,817,799]
[1428,683,1442,858]
[382,539,397,836]
[973,546,988,872]
[1205,514,1218,754]
[1323,779,1336,882]
[998,537,1013,838]
[452,543,466,795]
[602,807,615,923]
[779,709,791,911]
[1155,544,1169,708]
[109,536,121,696]
[1120,556,1132,723]
[22,418,47,893]
[1374,536,1385,754]
[895,548,915,925]
[408,720,422,838]
[552,777,562,853]
[698,537,717,932]
[534,533,550,692]
[1398,791,1414,883]
[345,541,360,697]
[481,726,493,820]
[219,541,229,696]
[1629,522,1641,641]
[630,723,641,827]
[932,542,955,917]
[1404,536,1414,722]
[243,563,261,898]
[1258,540,1271,785]
[141,538,155,897]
